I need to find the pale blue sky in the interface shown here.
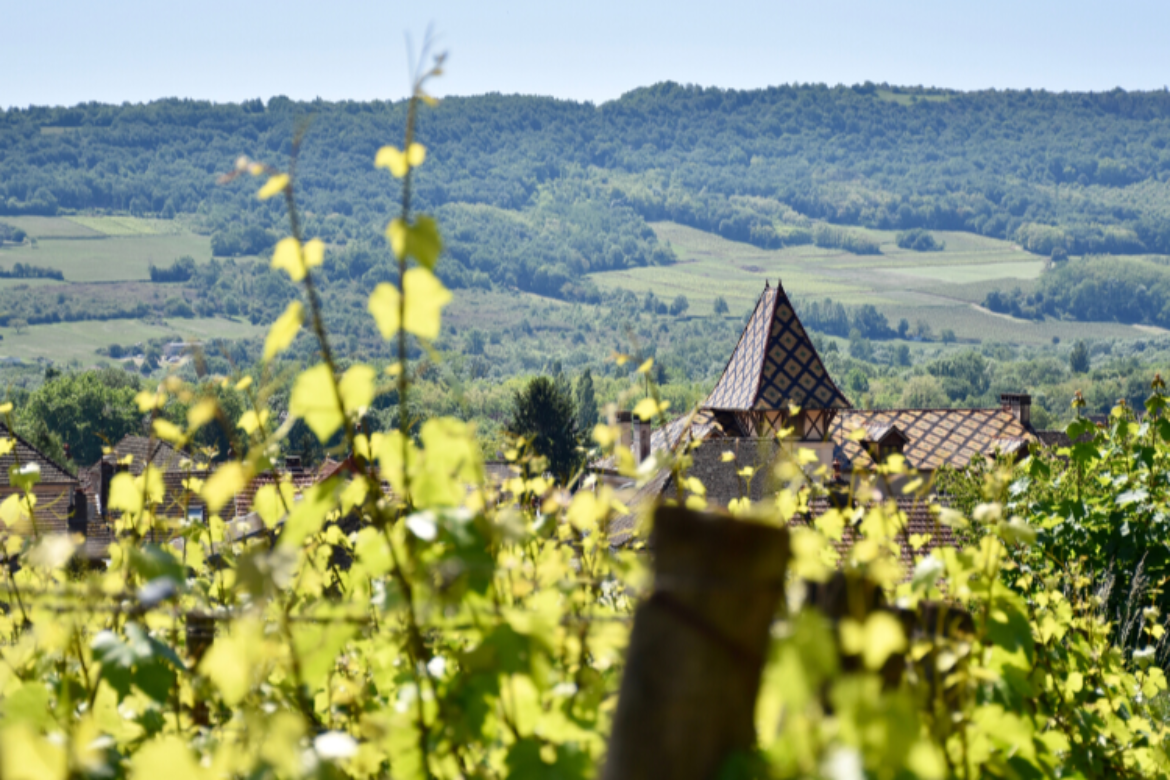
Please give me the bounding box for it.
[5,0,1170,108]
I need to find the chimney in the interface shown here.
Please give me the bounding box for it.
[1000,393,1032,427]
[634,417,652,463]
[99,457,114,520]
[68,487,88,537]
[617,411,633,452]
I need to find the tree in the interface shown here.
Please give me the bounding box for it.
[575,369,599,435]
[1070,339,1090,374]
[941,328,957,343]
[713,296,729,316]
[914,319,933,340]
[669,294,689,316]
[845,368,869,396]
[16,369,143,466]
[847,329,873,361]
[506,376,580,484]
[465,328,485,356]
[895,344,912,366]
[900,375,949,408]
[10,318,27,335]
[897,318,910,338]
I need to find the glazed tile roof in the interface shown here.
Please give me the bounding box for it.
[831,408,1035,471]
[704,282,850,412]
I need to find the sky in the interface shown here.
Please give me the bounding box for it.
[5,0,1170,108]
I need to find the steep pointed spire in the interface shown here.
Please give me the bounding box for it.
[703,282,851,412]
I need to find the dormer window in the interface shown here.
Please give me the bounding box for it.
[863,424,909,463]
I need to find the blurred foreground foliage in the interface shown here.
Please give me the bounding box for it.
[3,67,1170,780]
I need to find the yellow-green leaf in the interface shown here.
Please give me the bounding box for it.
[290,363,343,442]
[338,364,376,415]
[279,480,339,548]
[632,397,668,421]
[202,462,248,514]
[375,143,426,177]
[152,418,184,445]
[375,145,408,177]
[386,218,407,259]
[368,269,452,341]
[304,237,325,269]
[252,481,294,528]
[237,409,269,436]
[187,397,218,432]
[385,216,441,268]
[257,173,289,201]
[0,724,67,780]
[271,237,306,282]
[263,301,304,361]
[406,142,426,167]
[199,621,263,707]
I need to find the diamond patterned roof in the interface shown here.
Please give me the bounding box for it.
[832,408,1035,471]
[704,283,851,412]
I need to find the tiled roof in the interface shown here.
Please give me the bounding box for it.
[831,408,1034,471]
[0,424,75,484]
[610,484,958,572]
[591,409,720,473]
[704,283,850,412]
[803,496,957,572]
[111,436,200,473]
[0,484,75,536]
[232,460,344,519]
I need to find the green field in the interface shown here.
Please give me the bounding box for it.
[0,317,265,364]
[0,234,212,281]
[0,216,104,239]
[67,215,178,236]
[589,222,1153,345]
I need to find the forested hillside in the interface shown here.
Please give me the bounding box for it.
[7,83,1170,301]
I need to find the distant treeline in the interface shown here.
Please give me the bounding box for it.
[0,222,27,243]
[985,256,1170,325]
[794,297,895,338]
[150,256,195,283]
[0,262,62,280]
[11,84,1170,299]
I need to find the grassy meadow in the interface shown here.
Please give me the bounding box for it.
[0,216,211,282]
[0,211,1161,366]
[589,222,1156,345]
[0,317,265,364]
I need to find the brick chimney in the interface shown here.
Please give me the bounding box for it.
[68,487,88,537]
[1000,393,1032,427]
[99,457,114,520]
[634,417,652,463]
[617,411,633,452]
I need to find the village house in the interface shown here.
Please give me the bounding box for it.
[603,281,1049,542]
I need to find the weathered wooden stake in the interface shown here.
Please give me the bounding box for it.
[603,505,789,780]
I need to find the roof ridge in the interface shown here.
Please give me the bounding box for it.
[0,422,77,481]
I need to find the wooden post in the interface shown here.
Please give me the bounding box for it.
[603,505,789,780]
[186,612,216,727]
